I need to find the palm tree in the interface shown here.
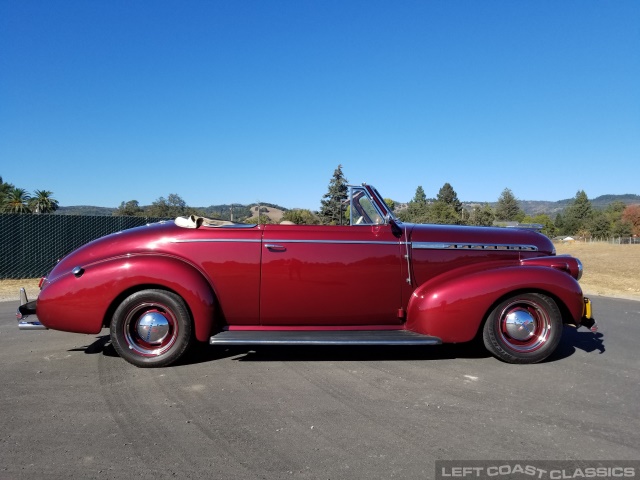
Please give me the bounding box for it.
[3,188,32,213]
[0,176,14,210]
[29,189,59,214]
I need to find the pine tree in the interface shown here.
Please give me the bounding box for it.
[495,188,523,221]
[436,183,462,213]
[319,165,349,225]
[429,200,459,225]
[412,186,427,204]
[563,190,592,235]
[554,213,564,235]
[398,186,429,223]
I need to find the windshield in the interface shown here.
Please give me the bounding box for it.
[370,186,398,222]
[349,187,384,225]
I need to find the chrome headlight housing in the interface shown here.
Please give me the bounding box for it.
[576,258,583,281]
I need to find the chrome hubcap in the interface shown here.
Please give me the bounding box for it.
[123,302,178,357]
[504,308,536,341]
[498,299,551,353]
[136,311,170,344]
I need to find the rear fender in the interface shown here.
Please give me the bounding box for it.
[405,266,584,343]
[37,255,215,342]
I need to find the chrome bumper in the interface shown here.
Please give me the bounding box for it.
[16,288,48,330]
[581,297,598,332]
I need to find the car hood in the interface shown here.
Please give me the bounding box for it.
[407,223,555,255]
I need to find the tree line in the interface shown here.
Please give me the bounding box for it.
[114,194,292,223]
[3,170,639,238]
[315,166,640,238]
[398,183,639,238]
[0,176,59,214]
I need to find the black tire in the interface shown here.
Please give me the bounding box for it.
[110,289,193,367]
[483,292,562,364]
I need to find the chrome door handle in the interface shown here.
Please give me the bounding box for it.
[265,244,286,251]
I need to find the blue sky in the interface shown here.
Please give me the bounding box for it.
[1,0,638,210]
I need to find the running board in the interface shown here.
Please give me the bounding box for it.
[209,330,442,346]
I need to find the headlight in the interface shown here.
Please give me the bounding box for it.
[576,258,583,281]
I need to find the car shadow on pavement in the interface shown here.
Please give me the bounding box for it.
[181,341,493,365]
[68,335,118,356]
[69,341,492,365]
[69,335,246,363]
[547,325,605,361]
[68,325,605,366]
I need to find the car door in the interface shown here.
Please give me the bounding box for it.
[260,223,404,326]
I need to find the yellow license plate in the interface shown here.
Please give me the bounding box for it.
[583,297,592,319]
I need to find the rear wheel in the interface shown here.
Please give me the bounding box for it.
[483,292,562,364]
[110,289,192,367]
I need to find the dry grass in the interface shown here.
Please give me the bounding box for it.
[555,241,640,301]
[0,278,42,303]
[2,242,639,303]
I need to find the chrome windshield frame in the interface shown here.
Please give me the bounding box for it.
[348,185,387,226]
[369,185,399,223]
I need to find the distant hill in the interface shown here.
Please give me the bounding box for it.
[465,194,640,217]
[200,202,288,222]
[396,194,640,217]
[590,194,640,207]
[55,202,288,221]
[53,195,638,218]
[243,205,286,223]
[520,193,640,216]
[56,206,116,216]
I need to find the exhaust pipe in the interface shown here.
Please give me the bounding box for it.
[19,321,48,331]
[17,288,48,330]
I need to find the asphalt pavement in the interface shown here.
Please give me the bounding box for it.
[0,296,639,479]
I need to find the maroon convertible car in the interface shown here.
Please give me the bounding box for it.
[18,184,596,367]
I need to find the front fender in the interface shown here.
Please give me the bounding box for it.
[405,266,584,343]
[37,254,215,342]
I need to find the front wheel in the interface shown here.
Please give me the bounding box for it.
[483,292,562,364]
[110,289,193,367]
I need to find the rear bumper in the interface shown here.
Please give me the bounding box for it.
[16,288,48,330]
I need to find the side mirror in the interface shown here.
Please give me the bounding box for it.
[388,216,402,237]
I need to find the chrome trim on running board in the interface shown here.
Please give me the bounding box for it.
[210,330,442,346]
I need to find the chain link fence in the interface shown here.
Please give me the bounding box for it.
[581,236,639,244]
[0,214,168,279]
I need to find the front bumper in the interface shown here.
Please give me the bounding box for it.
[580,297,598,332]
[16,288,47,330]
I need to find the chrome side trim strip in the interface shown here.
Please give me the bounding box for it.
[172,238,534,249]
[172,239,401,245]
[412,242,538,251]
[171,239,262,244]
[265,239,400,245]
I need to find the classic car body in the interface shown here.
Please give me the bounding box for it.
[17,184,595,367]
